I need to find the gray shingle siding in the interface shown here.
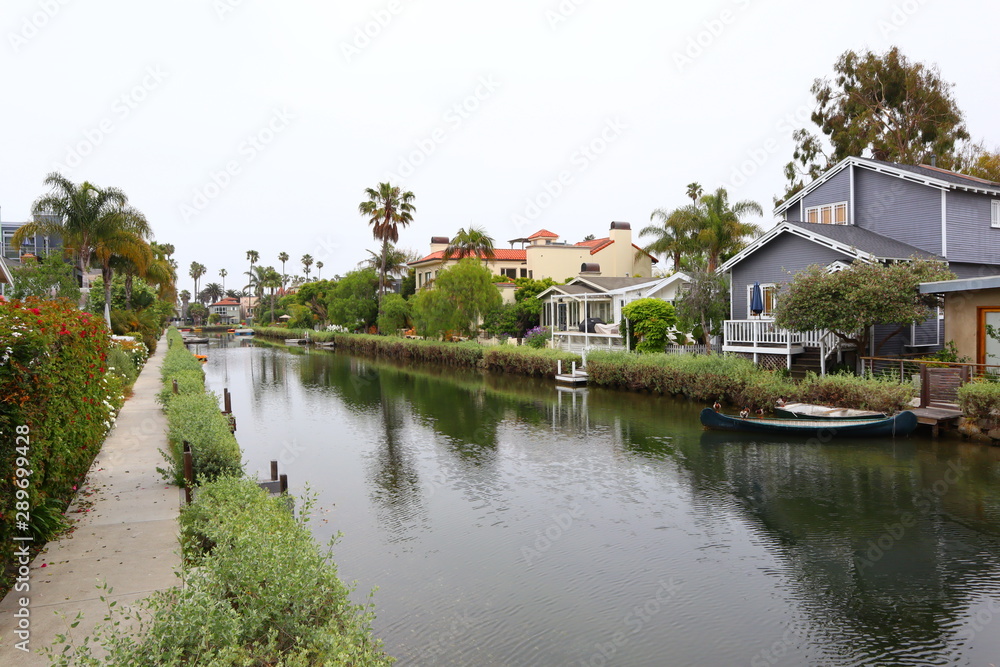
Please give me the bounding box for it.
[947,262,1000,279]
[801,168,850,212]
[945,190,1000,265]
[784,202,801,222]
[854,168,942,256]
[728,233,851,319]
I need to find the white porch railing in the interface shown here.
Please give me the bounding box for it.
[552,331,625,353]
[723,320,844,371]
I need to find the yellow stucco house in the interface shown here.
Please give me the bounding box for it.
[409,222,657,291]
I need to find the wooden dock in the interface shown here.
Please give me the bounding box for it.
[911,407,963,437]
[555,359,588,385]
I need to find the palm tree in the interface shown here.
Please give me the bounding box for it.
[179,289,191,320]
[219,268,228,293]
[262,266,282,323]
[201,282,224,305]
[442,225,496,262]
[685,182,703,204]
[360,245,414,280]
[245,249,259,292]
[693,188,763,272]
[14,172,152,325]
[109,242,154,310]
[301,254,314,281]
[642,205,701,271]
[189,262,207,304]
[358,182,416,329]
[147,241,178,304]
[316,261,323,280]
[278,251,289,288]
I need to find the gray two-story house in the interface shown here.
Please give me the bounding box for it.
[719,156,1000,373]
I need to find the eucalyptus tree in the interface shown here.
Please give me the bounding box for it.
[358,182,416,329]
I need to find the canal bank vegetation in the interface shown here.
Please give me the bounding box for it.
[957,380,1000,437]
[72,327,392,665]
[586,350,916,414]
[0,298,144,589]
[253,326,583,376]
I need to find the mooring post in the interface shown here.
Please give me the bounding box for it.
[270,460,278,481]
[172,379,179,395]
[571,361,576,375]
[279,474,288,494]
[223,387,232,414]
[182,441,194,505]
[557,359,562,375]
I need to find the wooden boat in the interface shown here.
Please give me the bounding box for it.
[233,328,254,336]
[699,407,918,438]
[182,336,210,344]
[774,402,885,420]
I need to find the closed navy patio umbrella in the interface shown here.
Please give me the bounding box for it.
[750,281,764,317]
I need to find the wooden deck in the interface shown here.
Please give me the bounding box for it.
[911,406,963,437]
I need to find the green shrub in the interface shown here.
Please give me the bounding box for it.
[157,369,206,406]
[48,477,393,666]
[799,372,915,415]
[958,380,1000,427]
[163,392,242,484]
[620,298,677,353]
[106,347,138,387]
[482,346,581,377]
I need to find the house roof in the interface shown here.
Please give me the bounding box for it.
[528,229,559,239]
[536,275,679,300]
[774,156,1000,216]
[0,257,13,286]
[569,237,659,262]
[718,221,942,274]
[210,297,242,307]
[920,274,1000,294]
[409,249,527,265]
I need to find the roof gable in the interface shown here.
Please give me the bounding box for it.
[528,229,559,239]
[718,221,941,273]
[774,156,1000,217]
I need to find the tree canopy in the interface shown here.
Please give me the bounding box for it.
[675,270,729,352]
[410,259,500,337]
[783,47,972,198]
[773,259,955,357]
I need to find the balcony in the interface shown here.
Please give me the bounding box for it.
[723,319,841,370]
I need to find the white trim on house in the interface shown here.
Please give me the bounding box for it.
[717,221,879,274]
[774,156,1000,218]
[991,200,1000,229]
[941,190,948,256]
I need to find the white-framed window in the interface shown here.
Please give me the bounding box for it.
[991,200,1000,228]
[747,283,778,318]
[805,201,848,225]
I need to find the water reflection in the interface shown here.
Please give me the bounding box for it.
[203,340,1000,666]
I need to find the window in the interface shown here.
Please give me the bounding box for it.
[992,200,1000,229]
[747,283,778,318]
[501,268,517,280]
[520,268,528,278]
[805,201,848,225]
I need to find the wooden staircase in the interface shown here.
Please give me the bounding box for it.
[789,349,824,380]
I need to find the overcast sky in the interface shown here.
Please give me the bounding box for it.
[2,0,997,292]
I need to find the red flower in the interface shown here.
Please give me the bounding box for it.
[30,308,40,315]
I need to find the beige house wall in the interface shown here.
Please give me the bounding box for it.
[944,288,1000,364]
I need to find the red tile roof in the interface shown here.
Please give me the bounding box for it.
[410,249,527,264]
[575,237,609,248]
[210,298,241,307]
[528,229,559,239]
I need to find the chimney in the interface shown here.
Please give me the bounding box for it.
[580,262,601,275]
[608,221,633,276]
[930,154,937,167]
[430,236,450,253]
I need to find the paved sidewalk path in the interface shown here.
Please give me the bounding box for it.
[0,336,181,665]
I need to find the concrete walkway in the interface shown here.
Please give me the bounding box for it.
[0,336,181,665]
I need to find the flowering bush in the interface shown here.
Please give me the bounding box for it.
[523,325,551,349]
[0,298,125,583]
[112,335,149,369]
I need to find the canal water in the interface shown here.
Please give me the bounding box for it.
[202,337,1000,666]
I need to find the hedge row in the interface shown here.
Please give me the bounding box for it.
[253,328,585,376]
[586,350,916,414]
[0,298,128,583]
[158,328,242,484]
[49,477,394,665]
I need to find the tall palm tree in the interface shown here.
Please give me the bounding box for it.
[358,182,416,330]
[245,249,259,292]
[189,262,207,304]
[301,254,314,281]
[278,251,289,288]
[14,172,152,325]
[179,289,191,320]
[442,225,496,262]
[219,268,228,293]
[109,241,154,311]
[262,266,282,323]
[694,188,763,272]
[146,241,178,304]
[642,206,701,271]
[316,261,323,280]
[201,282,224,305]
[685,182,703,204]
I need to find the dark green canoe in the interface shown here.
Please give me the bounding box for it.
[699,407,918,438]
